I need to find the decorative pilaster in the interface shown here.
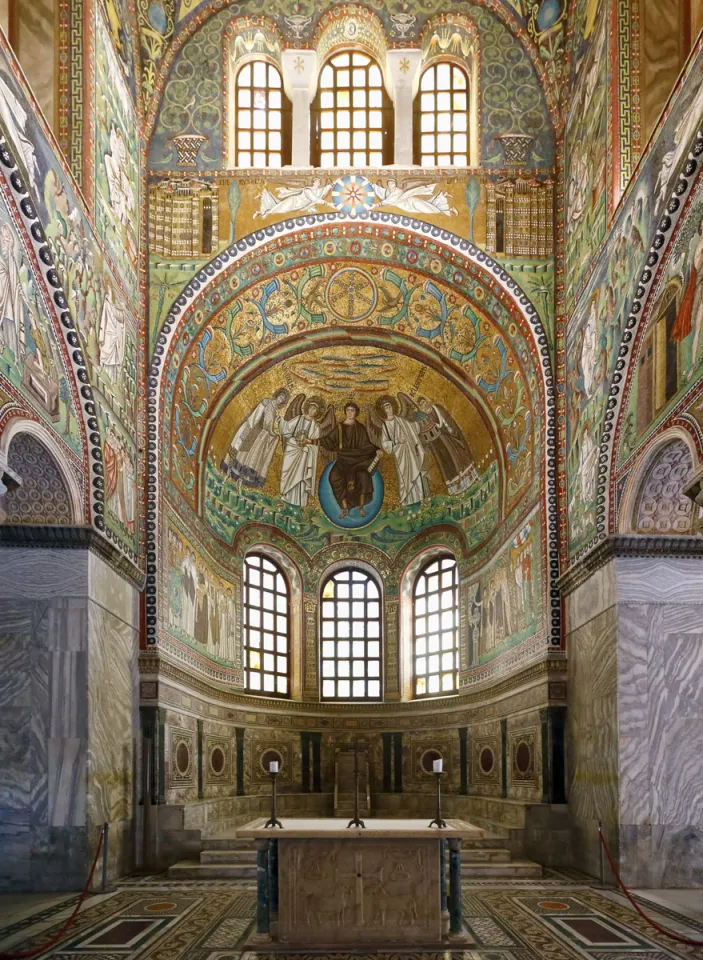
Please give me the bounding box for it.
[303,592,318,700]
[439,839,449,936]
[386,50,422,165]
[500,719,507,799]
[384,596,400,700]
[393,732,403,793]
[312,732,322,792]
[197,719,204,800]
[236,727,245,796]
[157,708,167,804]
[281,49,317,167]
[458,727,468,795]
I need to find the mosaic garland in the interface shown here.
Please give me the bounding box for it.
[146,212,560,656]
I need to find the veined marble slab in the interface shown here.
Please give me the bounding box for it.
[237,817,482,839]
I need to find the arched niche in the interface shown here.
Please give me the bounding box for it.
[0,417,82,524]
[618,426,702,536]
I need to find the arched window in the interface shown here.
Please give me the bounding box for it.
[413,555,458,697]
[311,51,394,167]
[243,554,290,696]
[231,60,291,168]
[414,63,470,167]
[320,568,382,700]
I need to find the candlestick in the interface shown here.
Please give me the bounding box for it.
[264,769,283,828]
[346,742,366,829]
[428,770,447,829]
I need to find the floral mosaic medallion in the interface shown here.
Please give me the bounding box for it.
[330,175,376,215]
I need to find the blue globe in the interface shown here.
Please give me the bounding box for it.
[318,462,384,529]
[537,0,562,30]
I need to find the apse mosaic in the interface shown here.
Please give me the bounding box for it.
[205,345,499,554]
[162,230,542,542]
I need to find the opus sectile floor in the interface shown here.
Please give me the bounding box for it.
[1,872,703,960]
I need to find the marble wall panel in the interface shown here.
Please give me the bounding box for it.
[566,604,619,880]
[613,556,703,604]
[87,587,139,881]
[89,551,140,629]
[616,598,703,886]
[0,548,89,599]
[564,560,617,634]
[506,711,542,803]
[0,554,140,890]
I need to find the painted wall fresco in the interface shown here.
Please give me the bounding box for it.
[0,39,141,559]
[565,45,703,559]
[147,169,555,350]
[147,4,554,170]
[94,3,141,304]
[166,510,239,664]
[0,186,84,458]
[564,11,606,307]
[465,510,543,665]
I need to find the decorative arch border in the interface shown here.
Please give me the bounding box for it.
[0,131,106,537]
[0,415,84,523]
[142,0,560,147]
[147,212,559,651]
[616,424,700,534]
[595,127,703,560]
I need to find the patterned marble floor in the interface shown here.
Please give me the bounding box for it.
[1,872,703,960]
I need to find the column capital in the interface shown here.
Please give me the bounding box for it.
[281,49,318,102]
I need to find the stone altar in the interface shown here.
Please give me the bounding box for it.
[236,818,483,948]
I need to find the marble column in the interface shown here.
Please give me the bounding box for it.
[256,839,271,935]
[448,838,462,935]
[281,50,316,167]
[386,50,422,166]
[560,536,703,887]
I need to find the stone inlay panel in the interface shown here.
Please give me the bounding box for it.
[278,838,440,945]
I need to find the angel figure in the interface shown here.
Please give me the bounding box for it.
[372,179,457,216]
[279,394,335,507]
[221,388,290,489]
[368,394,429,507]
[416,397,478,495]
[253,178,334,219]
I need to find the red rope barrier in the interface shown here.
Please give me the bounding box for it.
[598,823,703,947]
[0,828,105,959]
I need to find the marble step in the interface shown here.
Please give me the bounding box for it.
[460,848,511,863]
[461,859,542,879]
[202,836,258,851]
[200,849,257,864]
[168,860,257,880]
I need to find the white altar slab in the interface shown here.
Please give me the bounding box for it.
[238,817,480,949]
[237,816,483,839]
